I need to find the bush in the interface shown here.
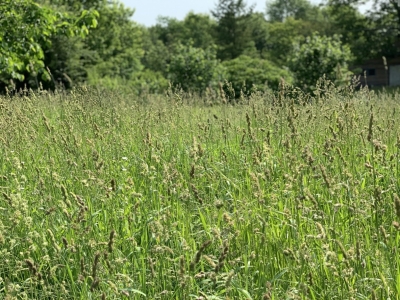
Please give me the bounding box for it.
[87,69,168,95]
[167,43,225,92]
[222,55,293,96]
[288,33,353,91]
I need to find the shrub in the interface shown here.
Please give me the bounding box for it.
[288,33,353,91]
[167,43,226,92]
[222,55,293,96]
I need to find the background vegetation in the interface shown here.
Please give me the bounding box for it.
[2,0,400,94]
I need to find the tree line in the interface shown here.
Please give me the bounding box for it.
[1,0,399,95]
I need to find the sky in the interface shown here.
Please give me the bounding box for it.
[121,0,372,27]
[121,0,318,27]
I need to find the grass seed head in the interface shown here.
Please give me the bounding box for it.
[190,240,212,271]
[367,111,373,142]
[62,237,68,249]
[90,278,99,292]
[316,222,326,239]
[319,165,331,189]
[215,242,229,273]
[225,270,235,289]
[110,179,116,192]
[394,194,400,219]
[335,240,348,260]
[92,252,101,279]
[190,164,195,179]
[108,230,115,253]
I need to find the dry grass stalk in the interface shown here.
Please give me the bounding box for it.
[225,270,235,289]
[315,222,326,239]
[80,258,86,277]
[108,230,115,253]
[191,184,203,204]
[179,255,186,287]
[394,194,400,219]
[90,278,99,292]
[215,242,229,273]
[335,240,348,261]
[371,289,377,300]
[92,252,101,279]
[202,255,216,268]
[319,165,331,189]
[190,164,195,179]
[25,259,42,279]
[110,179,116,192]
[367,110,373,142]
[60,184,71,207]
[219,82,227,104]
[62,237,68,249]
[190,240,212,271]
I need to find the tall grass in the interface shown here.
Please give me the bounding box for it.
[1,84,400,299]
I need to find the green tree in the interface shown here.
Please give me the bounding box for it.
[168,44,225,92]
[223,55,293,96]
[143,12,217,79]
[248,12,270,58]
[150,13,216,50]
[181,13,217,49]
[141,27,171,75]
[265,17,325,64]
[35,0,144,89]
[84,2,144,84]
[325,2,372,63]
[44,0,105,11]
[0,0,98,88]
[327,0,398,62]
[35,0,101,88]
[266,0,319,22]
[288,33,353,90]
[211,0,255,60]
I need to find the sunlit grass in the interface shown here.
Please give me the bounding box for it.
[1,85,400,299]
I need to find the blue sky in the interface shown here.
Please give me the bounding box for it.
[121,0,320,26]
[121,0,372,27]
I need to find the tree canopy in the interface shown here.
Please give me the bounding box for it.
[0,0,398,94]
[0,0,98,87]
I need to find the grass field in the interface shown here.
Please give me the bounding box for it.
[1,85,400,299]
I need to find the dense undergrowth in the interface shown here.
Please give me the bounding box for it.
[1,84,400,299]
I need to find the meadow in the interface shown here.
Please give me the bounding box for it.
[1,83,400,299]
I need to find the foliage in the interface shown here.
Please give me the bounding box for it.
[0,0,98,87]
[130,69,169,94]
[41,35,90,89]
[266,0,320,22]
[142,12,217,80]
[327,0,399,62]
[44,0,105,11]
[265,17,324,64]
[365,0,400,57]
[88,69,168,95]
[84,2,144,81]
[141,34,171,75]
[211,0,255,60]
[288,33,353,91]
[151,13,216,50]
[2,0,399,94]
[167,43,225,92]
[326,1,383,63]
[222,55,293,96]
[247,12,270,58]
